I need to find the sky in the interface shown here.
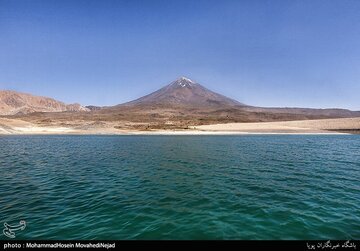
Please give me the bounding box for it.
[0,0,359,110]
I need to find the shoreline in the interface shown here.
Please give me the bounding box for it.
[0,130,351,136]
[0,117,358,135]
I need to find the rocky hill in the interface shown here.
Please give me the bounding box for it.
[0,90,89,115]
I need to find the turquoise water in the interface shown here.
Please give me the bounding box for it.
[0,135,359,240]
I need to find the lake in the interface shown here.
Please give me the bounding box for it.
[0,135,359,239]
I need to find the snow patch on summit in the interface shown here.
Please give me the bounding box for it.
[176,77,195,87]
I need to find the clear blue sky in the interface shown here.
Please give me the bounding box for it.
[1,0,359,110]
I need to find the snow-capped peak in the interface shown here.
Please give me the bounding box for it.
[174,77,195,87]
[180,77,194,83]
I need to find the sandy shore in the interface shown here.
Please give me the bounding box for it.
[195,118,360,134]
[0,117,359,135]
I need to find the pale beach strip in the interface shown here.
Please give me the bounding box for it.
[1,117,359,135]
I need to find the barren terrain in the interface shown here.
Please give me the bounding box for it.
[0,117,359,135]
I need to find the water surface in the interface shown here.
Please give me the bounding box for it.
[0,135,359,239]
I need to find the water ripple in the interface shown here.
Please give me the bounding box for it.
[0,135,359,239]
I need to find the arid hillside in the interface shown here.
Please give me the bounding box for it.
[2,77,360,131]
[0,90,89,115]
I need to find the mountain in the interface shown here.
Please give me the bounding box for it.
[4,77,359,131]
[123,77,244,108]
[101,77,360,128]
[116,77,359,118]
[0,90,89,115]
